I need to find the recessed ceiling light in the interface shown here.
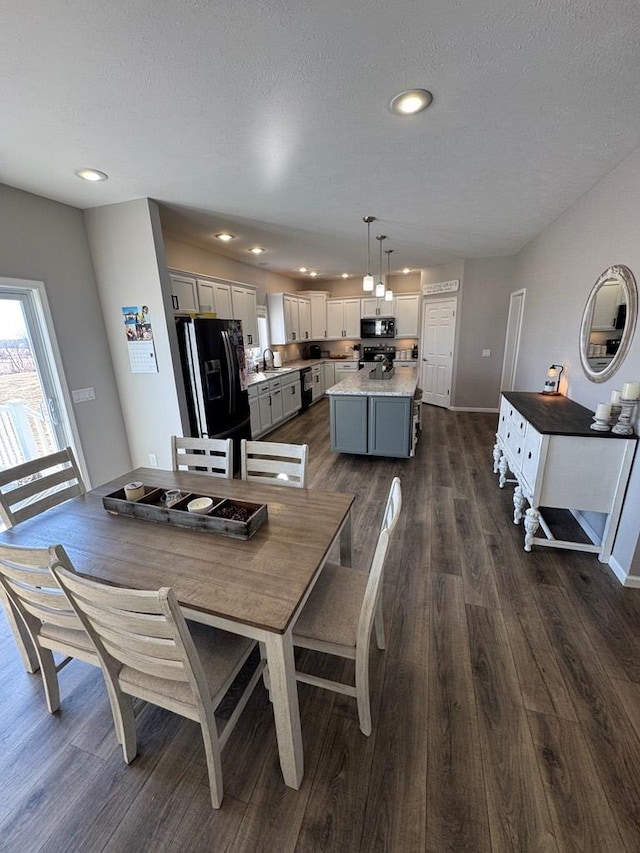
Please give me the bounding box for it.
[75,168,108,182]
[309,271,318,277]
[215,232,235,242]
[402,267,412,274]
[297,267,308,273]
[341,273,349,279]
[389,89,433,116]
[249,247,265,255]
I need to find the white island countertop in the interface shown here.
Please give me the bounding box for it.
[326,365,418,397]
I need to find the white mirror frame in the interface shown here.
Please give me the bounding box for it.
[580,264,637,383]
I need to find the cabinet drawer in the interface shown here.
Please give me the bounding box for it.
[520,426,542,491]
[509,408,527,437]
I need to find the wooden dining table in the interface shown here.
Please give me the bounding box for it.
[0,467,355,790]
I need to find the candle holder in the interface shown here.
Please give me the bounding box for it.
[609,404,622,426]
[591,413,611,432]
[612,397,639,435]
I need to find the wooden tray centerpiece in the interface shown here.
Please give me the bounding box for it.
[102,486,268,540]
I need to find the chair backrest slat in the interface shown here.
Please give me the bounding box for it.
[0,448,85,529]
[240,440,308,488]
[51,563,211,703]
[171,436,233,478]
[0,543,84,634]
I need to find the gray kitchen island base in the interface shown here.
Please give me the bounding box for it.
[327,366,418,459]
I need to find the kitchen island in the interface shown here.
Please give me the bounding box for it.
[326,366,419,458]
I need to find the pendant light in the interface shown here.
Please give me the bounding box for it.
[375,235,386,297]
[384,249,394,301]
[362,216,375,291]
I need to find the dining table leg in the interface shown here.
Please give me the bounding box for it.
[264,629,303,789]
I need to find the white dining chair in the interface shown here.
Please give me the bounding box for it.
[240,439,308,488]
[171,436,233,478]
[51,555,266,809]
[292,477,402,735]
[0,448,85,673]
[0,447,85,529]
[0,543,102,713]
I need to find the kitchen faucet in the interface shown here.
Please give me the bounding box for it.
[262,348,274,371]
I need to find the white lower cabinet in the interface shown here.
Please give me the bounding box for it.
[282,372,302,418]
[248,371,301,437]
[494,392,636,562]
[248,386,261,438]
[311,364,323,402]
[323,361,336,391]
[257,383,272,432]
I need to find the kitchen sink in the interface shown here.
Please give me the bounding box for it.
[257,368,296,377]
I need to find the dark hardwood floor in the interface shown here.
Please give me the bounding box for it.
[2,400,640,852]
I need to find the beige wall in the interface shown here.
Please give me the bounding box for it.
[85,199,184,472]
[163,235,299,304]
[511,144,640,582]
[0,183,130,487]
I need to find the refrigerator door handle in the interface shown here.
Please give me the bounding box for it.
[221,330,236,415]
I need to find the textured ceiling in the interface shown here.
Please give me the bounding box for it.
[2,0,640,280]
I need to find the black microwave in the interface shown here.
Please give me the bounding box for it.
[360,317,395,339]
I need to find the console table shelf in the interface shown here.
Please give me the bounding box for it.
[493,392,637,561]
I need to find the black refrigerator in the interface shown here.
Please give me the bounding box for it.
[176,317,251,467]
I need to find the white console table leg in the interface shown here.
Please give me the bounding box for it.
[498,454,509,488]
[513,485,527,524]
[524,508,541,551]
[492,441,502,473]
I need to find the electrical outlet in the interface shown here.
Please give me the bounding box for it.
[148,453,158,467]
[482,349,491,358]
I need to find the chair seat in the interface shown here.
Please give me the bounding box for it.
[39,622,97,660]
[293,563,368,649]
[119,621,254,708]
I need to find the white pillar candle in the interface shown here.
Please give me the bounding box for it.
[610,390,622,405]
[621,381,640,400]
[595,403,611,420]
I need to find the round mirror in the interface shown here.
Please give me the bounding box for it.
[579,264,637,383]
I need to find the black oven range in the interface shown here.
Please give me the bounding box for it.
[358,345,396,369]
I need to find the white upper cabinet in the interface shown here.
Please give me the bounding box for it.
[196,280,215,312]
[298,297,311,340]
[395,293,421,338]
[169,274,198,313]
[212,283,233,319]
[298,291,329,340]
[361,296,396,317]
[231,286,258,347]
[269,292,309,344]
[326,298,360,338]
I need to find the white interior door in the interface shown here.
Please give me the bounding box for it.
[420,297,456,408]
[500,288,526,392]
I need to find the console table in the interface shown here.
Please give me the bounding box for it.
[493,392,637,561]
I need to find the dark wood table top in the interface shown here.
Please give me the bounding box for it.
[0,468,355,634]
[503,391,637,440]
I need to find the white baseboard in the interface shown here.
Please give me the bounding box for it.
[572,510,640,587]
[608,555,640,587]
[449,406,499,413]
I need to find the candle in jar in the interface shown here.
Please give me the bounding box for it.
[610,390,622,405]
[595,403,611,420]
[621,381,640,400]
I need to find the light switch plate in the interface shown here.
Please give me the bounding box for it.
[72,387,96,402]
[482,349,491,358]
